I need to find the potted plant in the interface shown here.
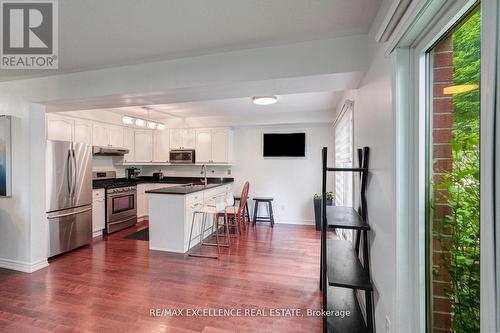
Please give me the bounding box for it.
[313,192,334,230]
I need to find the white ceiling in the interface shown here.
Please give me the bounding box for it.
[102,91,342,120]
[1,0,381,81]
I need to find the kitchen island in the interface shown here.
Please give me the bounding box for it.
[146,179,233,253]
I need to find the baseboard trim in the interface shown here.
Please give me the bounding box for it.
[149,246,185,254]
[0,258,49,273]
[272,220,315,225]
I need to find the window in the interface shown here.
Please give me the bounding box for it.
[334,101,353,241]
[426,7,480,332]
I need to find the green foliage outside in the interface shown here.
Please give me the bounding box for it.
[433,9,480,333]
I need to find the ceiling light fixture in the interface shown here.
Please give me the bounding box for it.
[122,116,134,125]
[252,96,278,106]
[120,106,166,129]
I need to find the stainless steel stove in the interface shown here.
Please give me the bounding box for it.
[93,171,137,234]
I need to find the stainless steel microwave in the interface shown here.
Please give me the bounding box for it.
[169,149,195,164]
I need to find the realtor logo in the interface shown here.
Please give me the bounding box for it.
[1,0,58,69]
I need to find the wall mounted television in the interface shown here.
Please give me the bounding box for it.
[263,133,306,157]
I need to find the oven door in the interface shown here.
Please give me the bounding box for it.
[107,190,137,224]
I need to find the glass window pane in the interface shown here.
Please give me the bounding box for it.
[427,7,481,333]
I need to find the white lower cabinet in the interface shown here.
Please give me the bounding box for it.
[138,183,179,220]
[149,183,233,253]
[92,189,105,237]
[137,184,149,219]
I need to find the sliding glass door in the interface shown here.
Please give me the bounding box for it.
[426,6,481,333]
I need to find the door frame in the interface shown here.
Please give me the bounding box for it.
[392,0,499,332]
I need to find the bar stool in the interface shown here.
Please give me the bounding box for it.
[219,182,250,235]
[252,197,275,227]
[187,195,230,259]
[233,195,250,223]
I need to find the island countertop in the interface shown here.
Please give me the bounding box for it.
[145,180,233,195]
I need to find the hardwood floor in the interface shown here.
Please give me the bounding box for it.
[0,222,322,333]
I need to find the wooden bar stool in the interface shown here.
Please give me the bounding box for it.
[219,182,250,235]
[252,197,274,227]
[233,195,250,223]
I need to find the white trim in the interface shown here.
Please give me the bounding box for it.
[332,99,354,128]
[149,246,184,253]
[394,46,424,333]
[0,258,49,273]
[385,0,475,55]
[376,0,412,43]
[272,219,315,225]
[482,1,500,331]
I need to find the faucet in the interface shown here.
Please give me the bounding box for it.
[200,164,207,186]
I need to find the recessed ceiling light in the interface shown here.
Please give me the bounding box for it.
[122,116,134,125]
[157,124,165,130]
[135,118,146,127]
[252,96,278,105]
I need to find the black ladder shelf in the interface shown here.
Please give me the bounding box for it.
[320,146,373,333]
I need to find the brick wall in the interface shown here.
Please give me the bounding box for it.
[431,36,453,332]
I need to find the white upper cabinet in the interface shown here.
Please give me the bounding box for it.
[183,129,196,149]
[46,114,74,142]
[195,128,232,163]
[123,127,135,162]
[92,123,110,147]
[169,129,183,149]
[47,112,234,165]
[195,129,212,163]
[108,125,124,148]
[134,130,153,162]
[170,129,196,149]
[153,129,170,162]
[73,119,93,144]
[47,114,93,144]
[211,129,230,163]
[92,123,124,148]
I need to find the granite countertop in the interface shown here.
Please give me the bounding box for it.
[145,181,233,195]
[92,176,234,189]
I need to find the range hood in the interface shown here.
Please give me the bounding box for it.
[92,146,129,156]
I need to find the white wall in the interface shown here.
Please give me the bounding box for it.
[342,4,396,330]
[231,124,333,225]
[354,47,395,333]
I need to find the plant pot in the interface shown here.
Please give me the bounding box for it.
[314,198,333,231]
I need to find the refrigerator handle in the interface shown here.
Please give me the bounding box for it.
[71,148,77,197]
[47,206,92,219]
[66,149,72,196]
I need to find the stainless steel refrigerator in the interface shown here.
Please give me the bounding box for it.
[46,140,93,257]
